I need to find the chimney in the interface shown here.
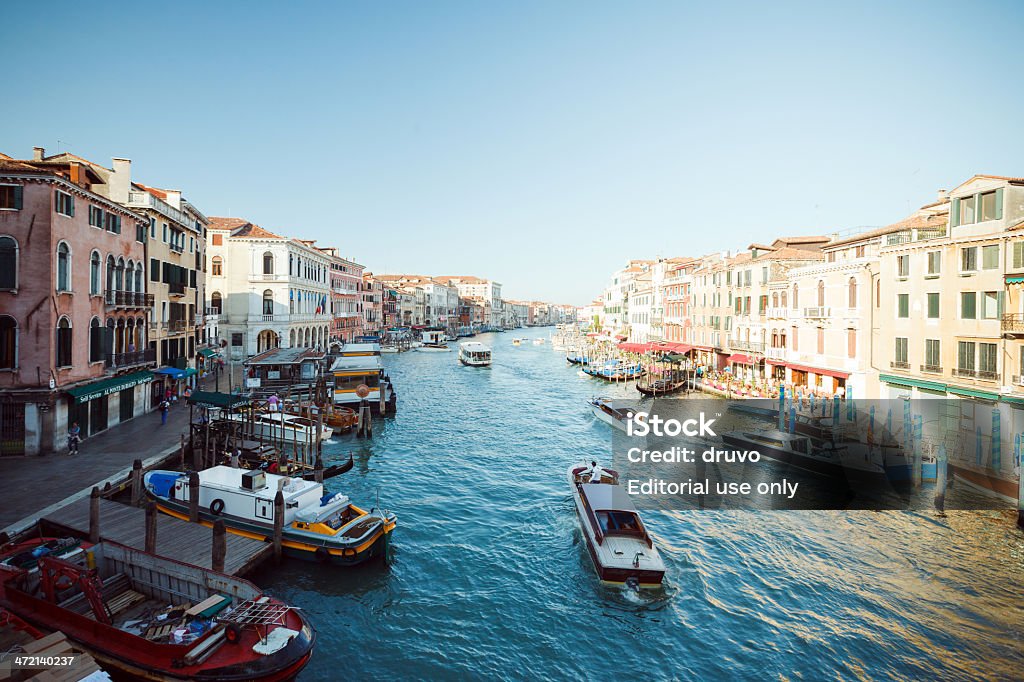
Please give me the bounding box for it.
[69,162,82,186]
[32,147,44,161]
[109,158,131,203]
[164,190,182,210]
[936,189,949,202]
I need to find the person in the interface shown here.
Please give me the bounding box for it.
[159,399,170,425]
[589,460,605,483]
[67,422,81,455]
[268,394,280,412]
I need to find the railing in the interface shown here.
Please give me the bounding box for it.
[730,340,765,353]
[169,241,185,254]
[952,367,999,380]
[803,307,831,318]
[126,190,195,229]
[767,307,788,318]
[205,306,221,316]
[168,282,185,296]
[105,349,156,369]
[1012,375,1024,387]
[920,364,942,374]
[890,360,910,370]
[105,290,155,308]
[167,319,189,333]
[977,370,998,381]
[1002,313,1024,333]
[951,368,976,378]
[766,347,787,361]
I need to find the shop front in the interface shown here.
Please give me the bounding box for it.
[64,370,154,440]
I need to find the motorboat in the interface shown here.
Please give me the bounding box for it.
[284,401,357,434]
[566,464,665,588]
[330,343,397,414]
[583,359,645,381]
[416,329,450,352]
[458,341,492,367]
[0,538,314,680]
[533,338,545,345]
[144,466,397,566]
[227,451,355,482]
[227,411,333,443]
[512,338,522,346]
[720,429,887,482]
[588,396,642,433]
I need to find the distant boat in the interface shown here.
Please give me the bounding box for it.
[721,429,887,482]
[416,329,451,352]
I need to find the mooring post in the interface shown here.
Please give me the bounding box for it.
[273,490,284,564]
[314,456,324,484]
[934,444,947,514]
[1017,456,1024,530]
[212,519,226,572]
[179,434,186,471]
[188,471,200,523]
[379,380,387,414]
[145,501,157,553]
[131,459,143,507]
[366,403,373,439]
[89,486,101,544]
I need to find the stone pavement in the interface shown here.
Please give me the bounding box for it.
[0,398,194,533]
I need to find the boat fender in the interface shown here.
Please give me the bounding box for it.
[54,575,74,591]
[342,547,357,558]
[210,499,226,516]
[315,547,331,563]
[224,623,241,645]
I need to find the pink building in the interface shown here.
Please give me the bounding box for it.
[316,247,364,344]
[0,152,151,455]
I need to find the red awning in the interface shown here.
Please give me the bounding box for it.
[727,353,754,365]
[786,363,850,379]
[618,342,659,353]
[614,334,628,340]
[664,343,692,353]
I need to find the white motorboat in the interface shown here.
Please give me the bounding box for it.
[458,342,492,367]
[567,463,665,588]
[721,429,887,482]
[228,410,333,442]
[416,329,451,352]
[533,338,545,345]
[330,343,397,413]
[588,396,642,433]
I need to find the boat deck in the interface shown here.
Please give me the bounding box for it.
[41,497,273,576]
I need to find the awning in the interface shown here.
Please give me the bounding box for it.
[1006,275,1024,284]
[197,348,220,359]
[727,353,754,364]
[879,373,946,392]
[786,363,850,379]
[65,370,154,405]
[182,367,197,378]
[187,391,250,410]
[618,342,659,353]
[154,367,187,380]
[662,353,689,362]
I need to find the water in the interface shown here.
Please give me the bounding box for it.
[253,332,1024,680]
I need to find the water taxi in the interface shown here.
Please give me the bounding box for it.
[144,466,396,566]
[330,343,397,414]
[588,396,642,433]
[416,329,451,352]
[512,338,522,347]
[458,341,492,367]
[567,464,665,588]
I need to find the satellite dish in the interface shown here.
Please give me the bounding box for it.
[355,384,370,398]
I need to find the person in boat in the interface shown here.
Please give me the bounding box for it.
[589,460,605,483]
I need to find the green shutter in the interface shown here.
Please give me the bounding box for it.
[13,186,22,210]
[998,290,1005,316]
[68,194,75,217]
[116,215,122,233]
[995,187,1004,220]
[951,197,960,227]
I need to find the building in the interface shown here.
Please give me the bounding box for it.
[318,247,364,344]
[436,276,502,328]
[0,152,152,454]
[206,218,331,360]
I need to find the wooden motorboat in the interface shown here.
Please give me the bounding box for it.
[458,342,492,367]
[225,452,355,481]
[284,402,357,433]
[587,396,642,433]
[144,466,396,566]
[0,539,314,681]
[567,464,665,588]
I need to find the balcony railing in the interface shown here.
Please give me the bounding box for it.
[168,282,185,296]
[920,364,942,374]
[105,349,156,369]
[169,241,185,254]
[205,306,222,316]
[951,368,977,379]
[1002,313,1024,334]
[105,290,155,308]
[890,360,910,370]
[127,190,195,230]
[803,307,831,319]
[167,319,189,333]
[1012,375,1024,387]
[767,307,788,318]
[766,347,787,361]
[951,367,997,380]
[730,340,765,353]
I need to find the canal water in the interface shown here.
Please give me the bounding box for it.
[253,332,1024,680]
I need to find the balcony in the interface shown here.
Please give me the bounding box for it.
[803,307,831,319]
[105,349,156,369]
[205,306,222,317]
[890,360,910,370]
[1002,313,1024,334]
[730,340,765,353]
[766,347,787,361]
[169,242,185,254]
[167,319,189,333]
[920,364,942,374]
[951,368,977,379]
[105,290,155,308]
[951,367,997,381]
[168,282,185,297]
[127,190,195,230]
[1012,375,1024,387]
[767,307,788,319]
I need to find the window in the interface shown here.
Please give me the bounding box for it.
[817,281,825,307]
[149,217,156,239]
[897,294,909,318]
[262,290,274,315]
[0,185,24,210]
[979,343,997,375]
[104,212,121,234]
[55,191,74,217]
[855,245,865,258]
[980,191,999,222]
[1014,243,1024,270]
[136,222,145,243]
[926,293,939,319]
[958,341,976,372]
[150,258,160,282]
[982,245,999,270]
[792,284,798,308]
[212,256,223,276]
[56,242,71,291]
[211,292,222,314]
[90,251,101,295]
[781,291,787,307]
[927,251,941,275]
[961,246,977,272]
[982,291,1000,319]
[816,328,824,354]
[847,329,856,359]
[212,233,223,246]
[876,280,881,307]
[89,205,104,228]
[0,236,17,290]
[896,255,909,277]
[263,252,274,275]
[925,339,940,369]
[162,224,168,243]
[960,195,976,225]
[89,318,103,363]
[848,278,857,308]
[961,292,976,319]
[895,337,908,364]
[56,317,72,367]
[0,316,16,369]
[189,237,194,253]
[791,326,798,351]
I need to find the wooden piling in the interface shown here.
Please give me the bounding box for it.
[314,456,324,484]
[179,434,186,471]
[934,444,947,514]
[130,459,143,507]
[1017,458,1024,530]
[89,487,100,544]
[145,502,157,553]
[188,471,200,523]
[212,519,226,572]
[273,490,284,564]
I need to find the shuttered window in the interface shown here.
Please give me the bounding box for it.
[0,185,23,210]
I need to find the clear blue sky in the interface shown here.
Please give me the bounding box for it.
[3,1,1022,305]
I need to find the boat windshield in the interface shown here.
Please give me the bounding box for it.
[596,510,644,537]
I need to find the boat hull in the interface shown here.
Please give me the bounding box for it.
[721,433,887,483]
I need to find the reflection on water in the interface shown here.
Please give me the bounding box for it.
[251,332,1024,679]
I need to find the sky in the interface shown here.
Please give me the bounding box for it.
[2,1,1023,305]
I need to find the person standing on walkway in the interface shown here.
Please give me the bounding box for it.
[67,422,81,455]
[159,399,170,425]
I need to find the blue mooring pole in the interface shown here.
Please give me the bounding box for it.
[778,386,785,431]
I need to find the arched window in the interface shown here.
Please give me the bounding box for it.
[135,265,143,292]
[781,291,787,307]
[263,289,274,315]
[0,236,17,290]
[211,292,222,314]
[90,251,101,295]
[89,317,103,363]
[848,277,857,308]
[0,316,16,369]
[56,242,71,291]
[115,257,125,290]
[817,280,825,307]
[771,292,778,308]
[106,255,115,293]
[105,319,115,357]
[212,256,223,276]
[791,284,798,309]
[56,316,72,367]
[263,252,274,275]
[125,261,134,292]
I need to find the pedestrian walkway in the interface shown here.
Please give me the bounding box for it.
[0,399,193,532]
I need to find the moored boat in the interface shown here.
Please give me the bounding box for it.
[0,539,315,681]
[721,429,887,482]
[566,464,665,588]
[227,411,333,443]
[583,359,645,381]
[636,377,687,396]
[416,329,451,352]
[144,466,396,566]
[284,401,357,433]
[458,341,492,367]
[330,343,397,413]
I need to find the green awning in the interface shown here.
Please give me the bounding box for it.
[198,348,220,359]
[946,386,999,401]
[187,391,250,410]
[1005,275,1024,284]
[879,374,946,393]
[662,353,689,362]
[182,367,198,377]
[65,370,154,405]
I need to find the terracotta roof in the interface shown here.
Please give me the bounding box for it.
[233,222,285,240]
[951,174,1024,191]
[208,217,251,231]
[773,235,830,244]
[134,182,167,200]
[747,243,776,251]
[825,207,949,249]
[436,275,487,284]
[0,152,11,160]
[0,158,45,173]
[757,247,825,262]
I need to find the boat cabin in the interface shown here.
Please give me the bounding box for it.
[244,347,326,387]
[578,483,652,548]
[329,343,384,404]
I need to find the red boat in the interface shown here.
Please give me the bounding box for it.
[0,538,314,681]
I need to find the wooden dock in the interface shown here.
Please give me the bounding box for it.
[41,498,272,577]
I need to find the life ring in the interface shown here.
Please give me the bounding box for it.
[315,547,331,563]
[210,499,225,516]
[224,623,241,644]
[54,575,74,591]
[342,547,357,559]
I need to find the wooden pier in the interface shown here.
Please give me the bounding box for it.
[40,497,272,577]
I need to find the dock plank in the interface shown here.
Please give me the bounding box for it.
[41,498,272,576]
